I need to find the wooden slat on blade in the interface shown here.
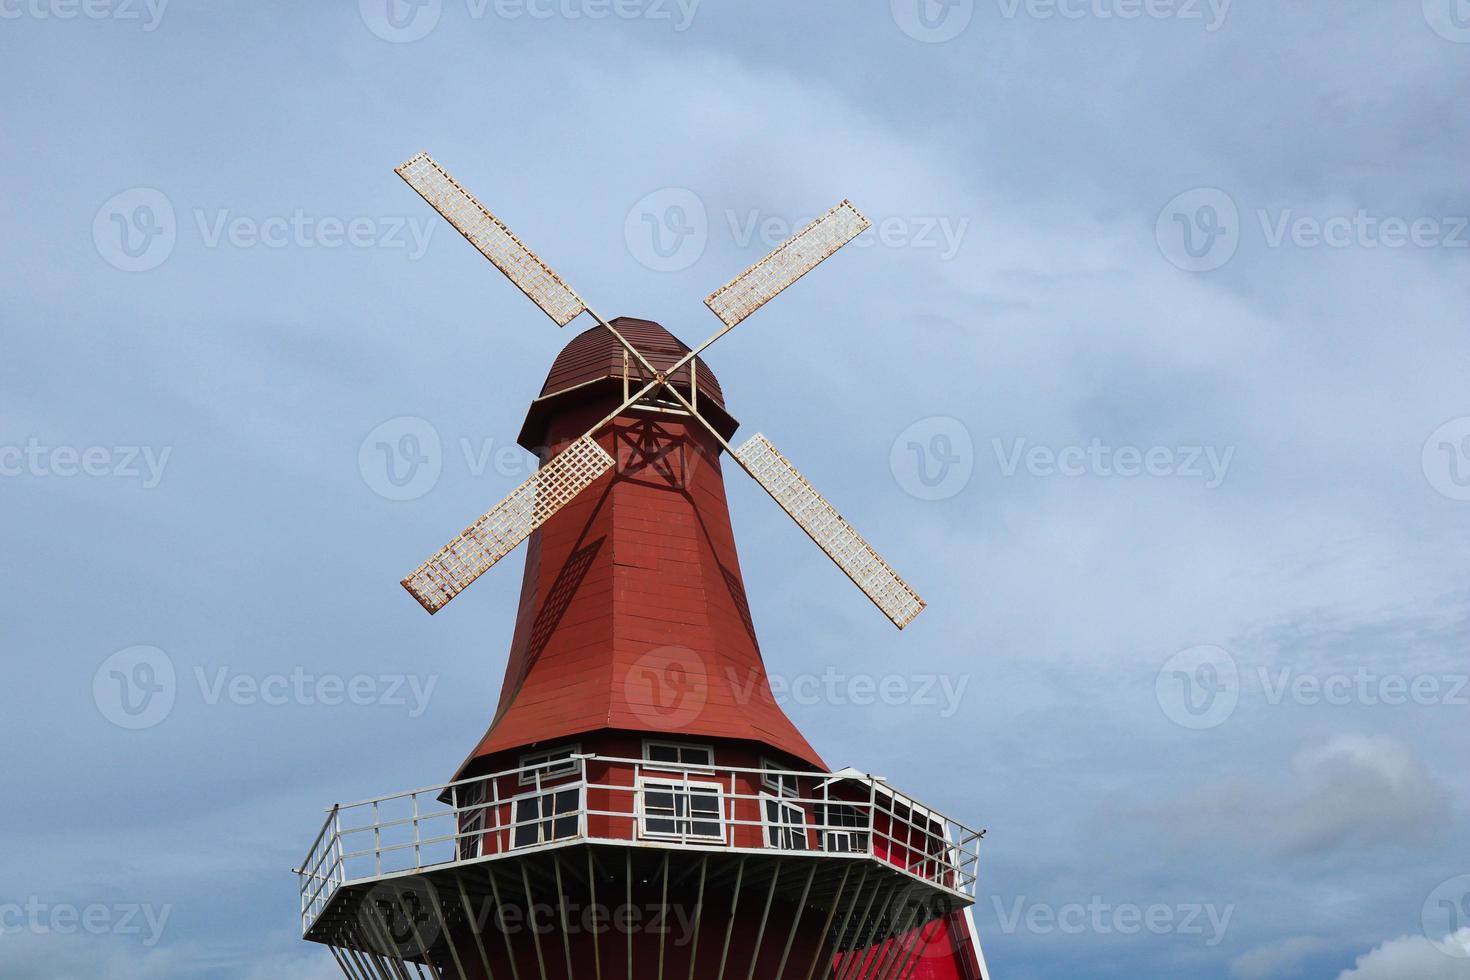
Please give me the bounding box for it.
[733,433,926,629]
[402,435,614,613]
[704,200,870,329]
[396,151,587,327]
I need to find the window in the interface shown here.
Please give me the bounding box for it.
[511,788,581,849]
[518,745,580,785]
[761,759,800,798]
[455,782,487,860]
[816,803,870,854]
[763,795,807,850]
[639,780,724,841]
[643,741,713,768]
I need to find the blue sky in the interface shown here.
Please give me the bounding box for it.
[2,1,1469,977]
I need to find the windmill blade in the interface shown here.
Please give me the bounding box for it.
[396,152,588,327]
[402,435,615,614]
[732,433,926,629]
[704,200,870,329]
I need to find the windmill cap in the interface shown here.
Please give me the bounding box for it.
[517,317,739,451]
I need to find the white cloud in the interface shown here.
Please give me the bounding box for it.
[1151,735,1452,856]
[1231,935,1330,979]
[1337,930,1470,980]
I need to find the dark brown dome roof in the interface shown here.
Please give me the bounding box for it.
[539,317,725,406]
[517,317,738,451]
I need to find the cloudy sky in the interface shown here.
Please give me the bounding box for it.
[2,1,1468,977]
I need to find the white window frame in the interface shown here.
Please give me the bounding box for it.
[455,781,487,860]
[816,802,870,855]
[509,785,583,850]
[641,739,715,770]
[761,792,808,851]
[518,744,581,786]
[637,776,726,842]
[760,758,800,798]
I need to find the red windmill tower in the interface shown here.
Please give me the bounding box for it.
[295,154,989,979]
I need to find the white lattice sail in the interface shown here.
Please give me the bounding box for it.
[402,436,615,613]
[704,200,870,329]
[396,152,587,327]
[733,433,926,629]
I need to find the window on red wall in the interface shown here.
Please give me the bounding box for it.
[511,787,581,849]
[455,781,487,860]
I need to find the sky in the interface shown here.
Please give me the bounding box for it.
[1,1,1468,977]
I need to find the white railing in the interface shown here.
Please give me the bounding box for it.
[295,755,983,935]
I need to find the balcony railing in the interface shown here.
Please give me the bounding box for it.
[295,755,984,936]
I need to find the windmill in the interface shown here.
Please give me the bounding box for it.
[393,152,926,631]
[291,154,987,980]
